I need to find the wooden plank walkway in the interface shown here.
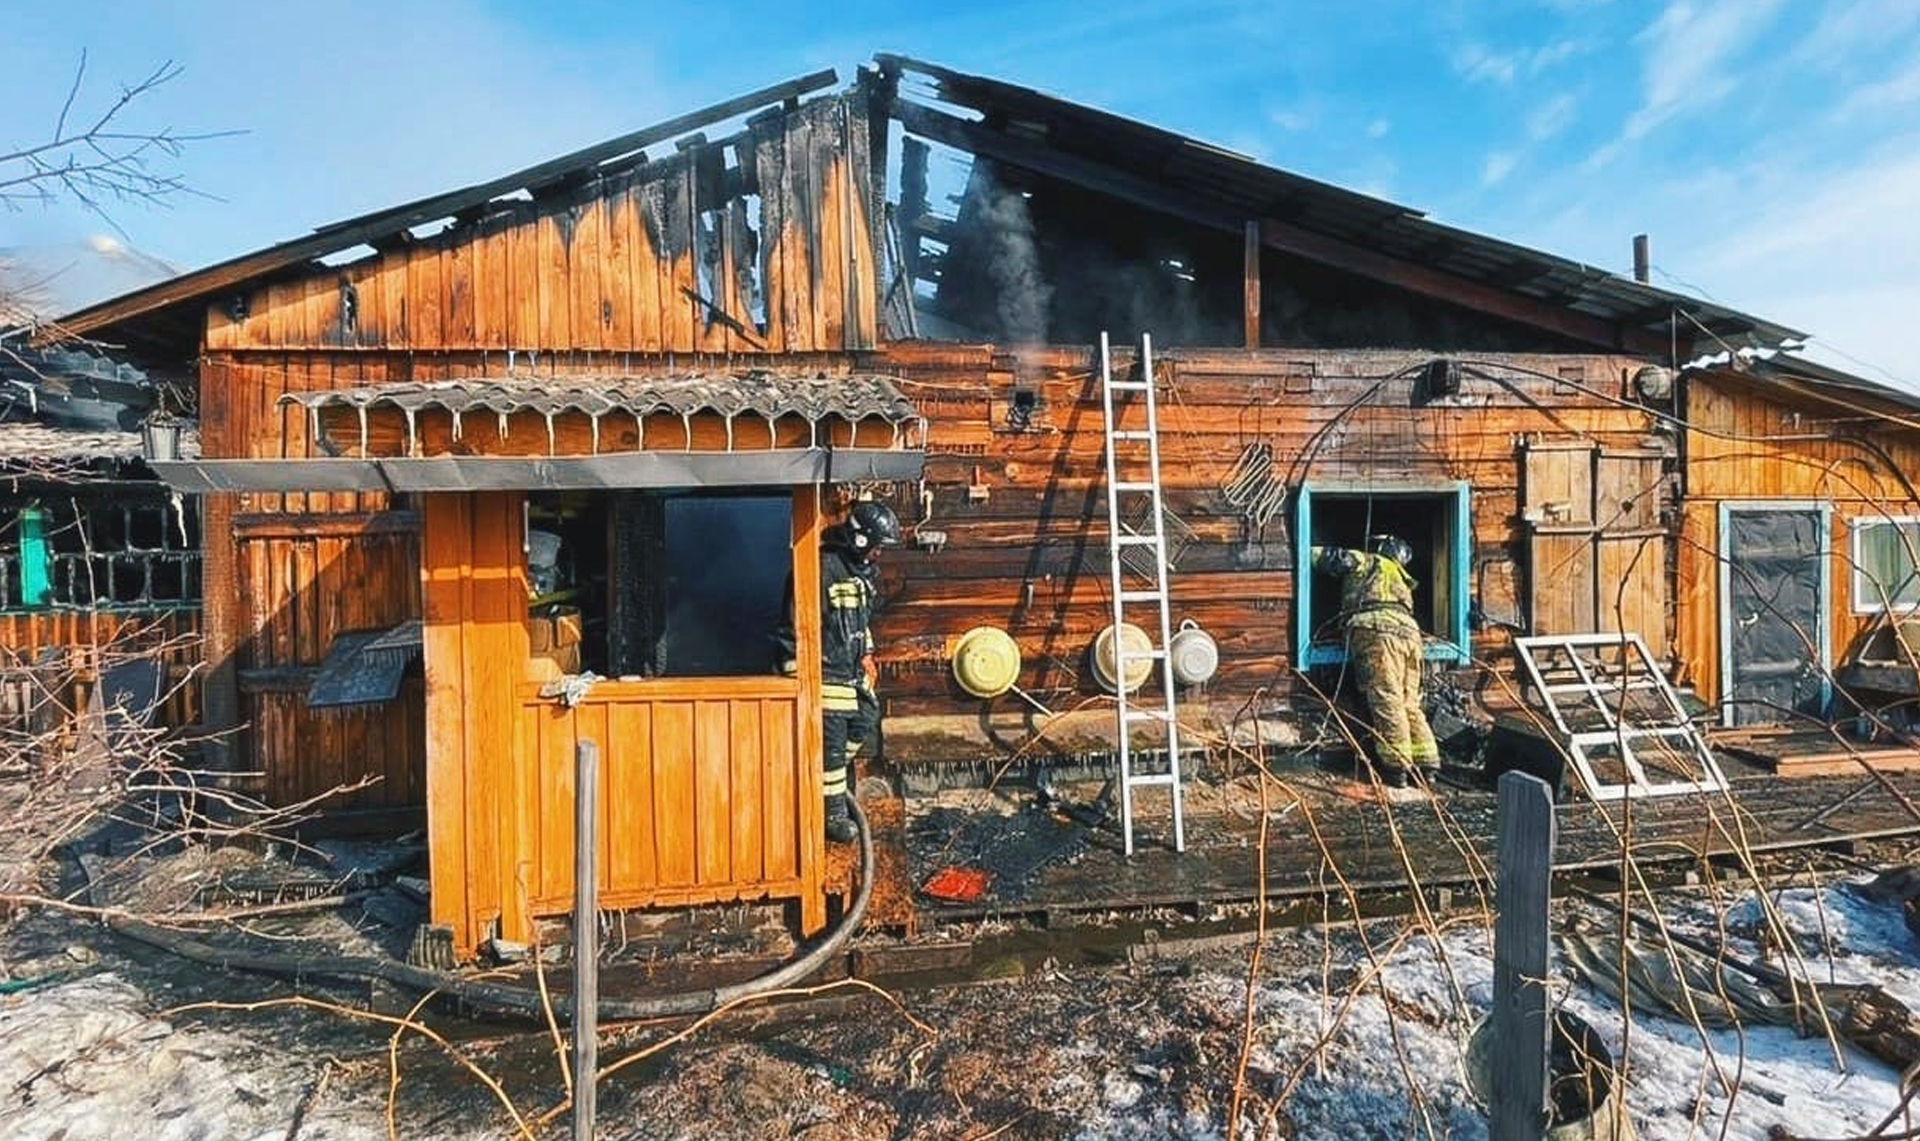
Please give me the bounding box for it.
[897,767,1920,924]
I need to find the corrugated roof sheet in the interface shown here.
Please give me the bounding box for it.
[0,420,202,463]
[281,373,921,426]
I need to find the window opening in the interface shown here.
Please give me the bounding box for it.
[1293,483,1471,666]
[526,488,792,678]
[1,494,201,612]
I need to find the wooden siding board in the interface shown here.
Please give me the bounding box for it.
[653,700,696,885]
[569,195,605,351]
[602,188,635,351]
[731,698,765,882]
[607,702,656,890]
[695,698,732,883]
[422,493,474,952]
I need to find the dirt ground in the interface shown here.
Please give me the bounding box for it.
[5,767,1919,1140]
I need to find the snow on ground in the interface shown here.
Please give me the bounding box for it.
[1080,878,1920,1141]
[3,876,1919,1139]
[0,972,392,1141]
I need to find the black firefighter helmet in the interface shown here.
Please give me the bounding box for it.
[847,500,904,555]
[1367,533,1414,569]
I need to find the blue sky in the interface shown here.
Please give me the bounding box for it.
[7,0,1920,386]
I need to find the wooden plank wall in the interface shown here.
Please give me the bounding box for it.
[421,487,825,954]
[868,343,1664,713]
[201,94,878,357]
[193,93,882,812]
[1679,371,1920,703]
[0,609,201,736]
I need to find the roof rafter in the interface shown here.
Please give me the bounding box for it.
[893,98,1678,357]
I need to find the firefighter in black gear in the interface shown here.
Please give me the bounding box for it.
[775,499,902,843]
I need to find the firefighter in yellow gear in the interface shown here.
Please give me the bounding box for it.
[1311,534,1439,787]
[775,500,902,842]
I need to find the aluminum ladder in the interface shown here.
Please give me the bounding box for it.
[1099,330,1186,855]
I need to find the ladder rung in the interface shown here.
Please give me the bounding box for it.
[1110,430,1154,441]
[1114,533,1161,546]
[1118,589,1165,602]
[1107,380,1151,392]
[1112,481,1159,493]
[1125,773,1179,787]
[1117,648,1166,661]
[1122,708,1171,723]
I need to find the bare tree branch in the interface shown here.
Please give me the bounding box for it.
[0,50,239,237]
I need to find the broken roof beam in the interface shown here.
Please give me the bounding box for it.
[50,68,839,342]
[894,98,1681,358]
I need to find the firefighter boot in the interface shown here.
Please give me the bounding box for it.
[825,794,858,844]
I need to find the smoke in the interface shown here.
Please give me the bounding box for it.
[978,184,1053,344]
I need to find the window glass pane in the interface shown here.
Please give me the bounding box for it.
[1856,520,1920,611]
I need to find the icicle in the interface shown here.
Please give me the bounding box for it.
[452,408,464,442]
[357,405,369,457]
[591,411,601,455]
[681,412,693,451]
[545,411,556,455]
[307,407,321,452]
[634,412,645,452]
[508,348,517,374]
[724,413,734,452]
[403,406,418,457]
[497,410,510,438]
[764,414,777,450]
[170,489,189,548]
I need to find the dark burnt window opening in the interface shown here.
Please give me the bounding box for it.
[1295,483,1472,667]
[525,488,792,678]
[0,493,202,613]
[1005,387,1038,430]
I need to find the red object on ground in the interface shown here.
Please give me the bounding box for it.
[921,866,992,903]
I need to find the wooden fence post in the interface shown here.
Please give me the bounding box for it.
[573,740,599,1141]
[1491,770,1556,1141]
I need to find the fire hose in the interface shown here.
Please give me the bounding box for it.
[85,799,876,1021]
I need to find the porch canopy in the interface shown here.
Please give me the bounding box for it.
[150,371,926,491]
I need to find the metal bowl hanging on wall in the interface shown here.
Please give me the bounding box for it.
[1168,619,1220,687]
[1089,622,1154,695]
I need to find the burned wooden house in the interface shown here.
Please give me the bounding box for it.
[42,58,1920,955]
[0,343,201,746]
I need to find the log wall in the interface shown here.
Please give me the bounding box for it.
[866,343,1666,714]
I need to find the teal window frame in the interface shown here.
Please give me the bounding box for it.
[1292,481,1473,667]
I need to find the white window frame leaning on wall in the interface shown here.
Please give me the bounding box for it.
[1849,516,1920,615]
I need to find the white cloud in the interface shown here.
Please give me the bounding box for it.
[1655,137,1920,389]
[1835,49,1920,120]
[1366,118,1391,138]
[1452,38,1589,85]
[1526,93,1579,141]
[1792,0,1920,69]
[1481,151,1519,187]
[1268,107,1313,132]
[1454,43,1519,85]
[1619,1,1785,142]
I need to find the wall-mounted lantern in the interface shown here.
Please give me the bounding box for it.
[141,413,182,463]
